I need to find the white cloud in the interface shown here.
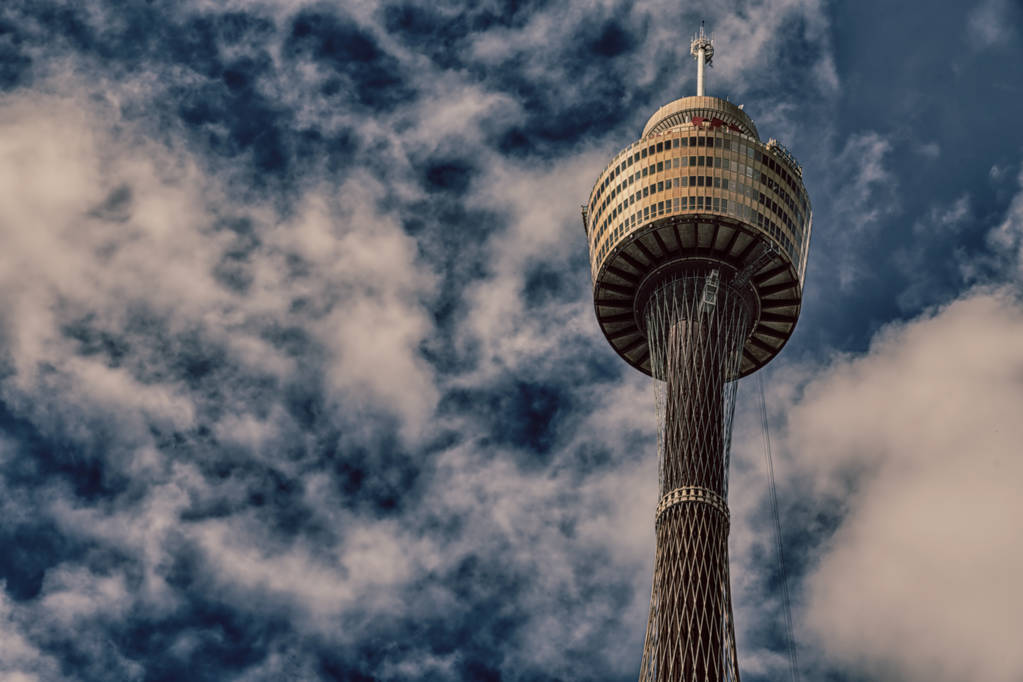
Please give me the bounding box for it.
[916,141,940,159]
[0,592,62,682]
[987,165,1023,280]
[968,0,1015,47]
[778,290,1023,681]
[0,85,439,446]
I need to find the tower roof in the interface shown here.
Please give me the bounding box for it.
[641,96,759,140]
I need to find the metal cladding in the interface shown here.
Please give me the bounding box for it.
[582,40,812,682]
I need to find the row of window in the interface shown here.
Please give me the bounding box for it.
[592,196,801,275]
[591,130,797,207]
[590,146,807,237]
[591,136,745,212]
[592,164,808,253]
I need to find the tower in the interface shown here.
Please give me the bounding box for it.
[581,25,812,682]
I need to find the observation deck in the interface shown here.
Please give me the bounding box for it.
[583,95,813,378]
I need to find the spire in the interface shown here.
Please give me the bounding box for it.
[690,22,715,96]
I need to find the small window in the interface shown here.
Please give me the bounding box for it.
[656,142,664,153]
[697,156,705,167]
[644,206,650,219]
[682,157,689,167]
[714,157,722,168]
[674,197,680,210]
[689,196,696,209]
[713,177,720,188]
[673,158,680,168]
[689,175,696,185]
[722,178,729,190]
[697,136,705,147]
[648,145,655,156]
[657,181,664,192]
[642,167,648,177]
[721,199,728,212]
[721,159,729,170]
[634,152,640,163]
[641,148,647,159]
[689,155,697,165]
[643,186,649,197]
[658,201,664,213]
[723,140,731,151]
[673,178,680,188]
[681,138,689,147]
[713,197,720,211]
[697,196,704,209]
[705,176,712,186]
[689,136,697,146]
[707,138,715,148]
[657,161,664,172]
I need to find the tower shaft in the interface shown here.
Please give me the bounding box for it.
[640,274,750,682]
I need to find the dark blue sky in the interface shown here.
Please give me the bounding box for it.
[1,1,1022,681]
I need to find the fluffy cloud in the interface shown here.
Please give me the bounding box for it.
[783,290,1023,681]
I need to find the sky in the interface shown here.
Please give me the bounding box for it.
[0,1,1022,681]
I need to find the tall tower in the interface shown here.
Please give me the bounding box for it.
[581,26,812,682]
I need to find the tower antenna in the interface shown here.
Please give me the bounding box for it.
[690,21,714,96]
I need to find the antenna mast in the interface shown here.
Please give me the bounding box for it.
[690,21,714,96]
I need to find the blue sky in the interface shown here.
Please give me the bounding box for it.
[1,1,1022,680]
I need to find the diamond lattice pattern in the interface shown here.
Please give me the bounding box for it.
[638,272,751,682]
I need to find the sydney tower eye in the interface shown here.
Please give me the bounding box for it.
[581,24,813,682]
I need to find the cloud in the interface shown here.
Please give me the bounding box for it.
[779,290,1023,681]
[0,591,62,682]
[987,165,1023,281]
[968,0,1016,47]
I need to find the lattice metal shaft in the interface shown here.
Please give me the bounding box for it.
[639,271,753,682]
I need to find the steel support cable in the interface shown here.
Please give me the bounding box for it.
[755,372,800,682]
